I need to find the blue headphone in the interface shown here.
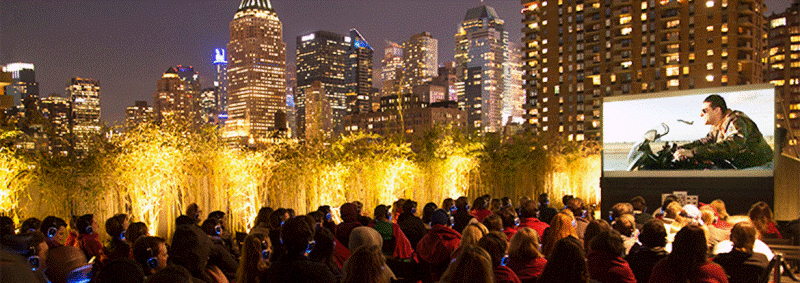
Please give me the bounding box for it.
[305,240,316,255]
[120,230,126,241]
[46,227,58,238]
[214,224,222,235]
[28,246,40,271]
[145,247,159,269]
[500,254,509,267]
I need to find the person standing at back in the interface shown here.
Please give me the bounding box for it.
[537,194,558,225]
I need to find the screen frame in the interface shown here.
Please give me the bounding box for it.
[601,83,776,178]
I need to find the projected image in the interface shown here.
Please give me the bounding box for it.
[603,86,775,173]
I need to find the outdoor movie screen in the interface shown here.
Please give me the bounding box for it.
[602,84,775,177]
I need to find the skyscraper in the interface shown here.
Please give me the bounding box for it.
[226,0,287,144]
[286,64,297,136]
[345,29,375,115]
[381,41,404,84]
[454,5,507,132]
[153,67,191,122]
[768,0,800,156]
[296,30,348,139]
[213,48,228,123]
[41,93,71,156]
[521,0,766,141]
[504,42,525,125]
[125,100,154,128]
[402,32,438,92]
[2,62,39,106]
[68,77,101,153]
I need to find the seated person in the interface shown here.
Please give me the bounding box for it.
[713,222,769,283]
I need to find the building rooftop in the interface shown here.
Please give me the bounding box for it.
[464,5,500,21]
[238,0,272,11]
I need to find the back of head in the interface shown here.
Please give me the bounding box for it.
[0,216,14,237]
[482,214,503,232]
[422,202,438,224]
[374,205,391,222]
[270,208,287,230]
[477,232,509,267]
[567,198,586,218]
[105,215,126,241]
[611,202,633,220]
[519,200,539,219]
[207,211,225,222]
[132,236,166,273]
[76,214,94,235]
[343,245,390,283]
[538,237,588,283]
[20,217,42,233]
[45,246,89,283]
[538,193,550,205]
[748,201,774,227]
[589,230,625,257]
[93,258,144,283]
[147,265,193,283]
[309,224,335,261]
[630,196,646,211]
[638,219,667,248]
[612,214,635,237]
[254,207,274,227]
[584,219,612,251]
[669,225,708,271]
[439,245,494,283]
[430,209,451,227]
[562,195,574,207]
[455,196,469,211]
[472,197,488,211]
[341,202,359,222]
[126,222,148,243]
[402,200,417,216]
[349,226,383,253]
[730,222,757,253]
[460,222,489,247]
[661,195,678,212]
[40,216,67,236]
[709,200,729,221]
[174,215,195,227]
[200,218,220,236]
[499,206,518,228]
[509,227,542,260]
[170,224,211,276]
[237,232,270,283]
[281,216,313,255]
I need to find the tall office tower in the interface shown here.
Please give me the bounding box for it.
[768,0,800,156]
[504,42,525,125]
[521,0,766,141]
[68,77,101,153]
[174,65,202,123]
[454,5,507,132]
[199,87,217,124]
[0,71,12,110]
[345,29,375,114]
[213,48,228,123]
[402,32,438,91]
[125,100,154,128]
[303,81,333,140]
[286,64,297,136]
[226,0,287,144]
[153,67,192,122]
[381,41,404,84]
[296,31,348,139]
[41,93,71,155]
[2,63,39,106]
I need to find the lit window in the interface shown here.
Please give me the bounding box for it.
[771,17,787,28]
[721,75,728,83]
[543,1,548,6]
[707,63,714,70]
[707,25,714,32]
[707,50,714,56]
[667,66,680,76]
[669,79,679,87]
[683,66,690,74]
[721,62,728,70]
[706,74,714,82]
[706,0,714,7]
[792,36,800,43]
[641,2,647,9]
[620,15,632,25]
[721,23,728,33]
[666,19,680,28]
[771,80,785,86]
[622,27,632,35]
[642,14,648,21]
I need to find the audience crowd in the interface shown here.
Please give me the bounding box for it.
[0,192,793,283]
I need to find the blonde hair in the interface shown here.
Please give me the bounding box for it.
[343,245,391,283]
[460,222,489,247]
[509,227,543,261]
[541,212,577,257]
[709,200,730,221]
[440,245,494,283]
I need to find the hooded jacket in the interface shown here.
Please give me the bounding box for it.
[518,218,549,239]
[335,203,362,248]
[416,224,461,281]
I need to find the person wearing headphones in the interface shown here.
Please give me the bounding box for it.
[264,216,336,283]
[132,236,168,278]
[416,209,462,282]
[75,214,106,266]
[40,216,68,250]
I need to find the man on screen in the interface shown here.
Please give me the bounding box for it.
[673,94,773,169]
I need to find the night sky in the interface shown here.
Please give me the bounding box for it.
[0,0,792,125]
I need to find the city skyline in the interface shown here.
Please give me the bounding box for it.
[0,0,791,125]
